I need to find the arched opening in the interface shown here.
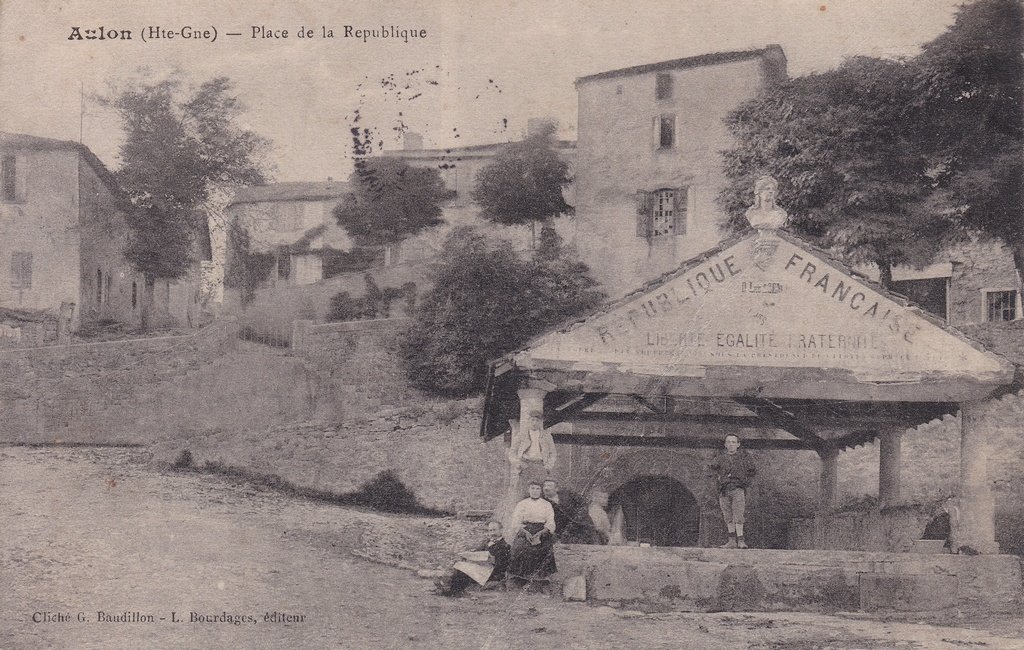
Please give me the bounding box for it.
[608,475,700,547]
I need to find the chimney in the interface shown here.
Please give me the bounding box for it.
[403,132,424,151]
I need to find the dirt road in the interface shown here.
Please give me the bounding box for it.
[2,446,1022,649]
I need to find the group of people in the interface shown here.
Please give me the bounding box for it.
[434,434,758,596]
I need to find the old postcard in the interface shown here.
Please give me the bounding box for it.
[2,1,1022,648]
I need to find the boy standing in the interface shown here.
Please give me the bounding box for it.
[709,434,756,549]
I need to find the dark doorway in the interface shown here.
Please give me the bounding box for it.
[608,476,700,547]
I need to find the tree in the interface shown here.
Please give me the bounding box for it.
[400,227,604,397]
[332,157,448,247]
[472,121,573,247]
[720,0,1023,289]
[102,75,271,328]
[910,0,1024,287]
[719,57,941,285]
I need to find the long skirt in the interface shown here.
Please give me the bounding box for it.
[509,522,556,580]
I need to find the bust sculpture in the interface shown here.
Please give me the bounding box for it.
[745,175,789,230]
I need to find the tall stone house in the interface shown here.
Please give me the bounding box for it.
[0,132,140,343]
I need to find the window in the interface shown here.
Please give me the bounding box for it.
[104,273,112,304]
[654,115,675,149]
[656,73,673,100]
[636,188,688,238]
[985,289,1018,322]
[2,155,16,201]
[131,281,138,310]
[96,269,103,305]
[10,252,31,289]
[277,250,291,281]
[890,277,948,321]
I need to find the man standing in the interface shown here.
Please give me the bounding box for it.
[709,434,756,549]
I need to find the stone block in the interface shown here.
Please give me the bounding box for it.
[562,575,587,601]
[858,574,959,612]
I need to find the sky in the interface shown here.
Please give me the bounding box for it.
[0,0,967,182]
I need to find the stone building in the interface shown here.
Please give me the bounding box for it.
[0,132,141,340]
[225,181,353,286]
[572,45,788,298]
[382,125,576,265]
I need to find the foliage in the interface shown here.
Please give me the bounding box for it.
[326,276,417,322]
[321,246,383,278]
[720,0,1023,285]
[333,157,448,247]
[719,57,940,282]
[401,226,605,397]
[910,0,1024,280]
[223,219,276,305]
[472,121,573,230]
[102,75,271,282]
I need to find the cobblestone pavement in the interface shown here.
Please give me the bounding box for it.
[3,446,1023,650]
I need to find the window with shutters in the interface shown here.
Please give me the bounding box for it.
[636,187,688,239]
[11,252,32,289]
[656,73,673,100]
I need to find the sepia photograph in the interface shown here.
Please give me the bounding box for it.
[1,0,1023,647]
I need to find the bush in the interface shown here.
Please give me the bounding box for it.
[348,470,427,514]
[172,449,194,468]
[400,226,604,396]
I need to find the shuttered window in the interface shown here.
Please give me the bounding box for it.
[636,187,688,238]
[2,155,16,201]
[11,252,32,289]
[656,73,673,100]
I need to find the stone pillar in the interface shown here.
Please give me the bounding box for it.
[814,448,838,549]
[878,431,902,507]
[957,400,999,554]
[501,387,548,538]
[819,448,838,511]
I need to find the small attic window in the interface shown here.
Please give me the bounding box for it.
[656,73,673,100]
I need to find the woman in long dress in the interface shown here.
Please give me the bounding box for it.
[508,481,557,582]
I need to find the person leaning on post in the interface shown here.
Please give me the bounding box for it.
[709,434,756,549]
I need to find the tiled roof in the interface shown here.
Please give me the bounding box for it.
[229,181,351,205]
[575,45,785,84]
[382,140,576,159]
[0,131,120,192]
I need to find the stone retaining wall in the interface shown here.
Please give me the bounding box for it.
[0,319,238,444]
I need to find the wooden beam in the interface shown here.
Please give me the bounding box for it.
[832,430,880,450]
[545,392,609,426]
[734,396,827,451]
[550,433,815,450]
[569,412,768,428]
[630,394,668,414]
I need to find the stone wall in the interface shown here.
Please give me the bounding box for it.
[0,319,239,444]
[152,317,509,514]
[947,240,1021,328]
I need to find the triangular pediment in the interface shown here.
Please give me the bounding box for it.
[514,231,1013,400]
